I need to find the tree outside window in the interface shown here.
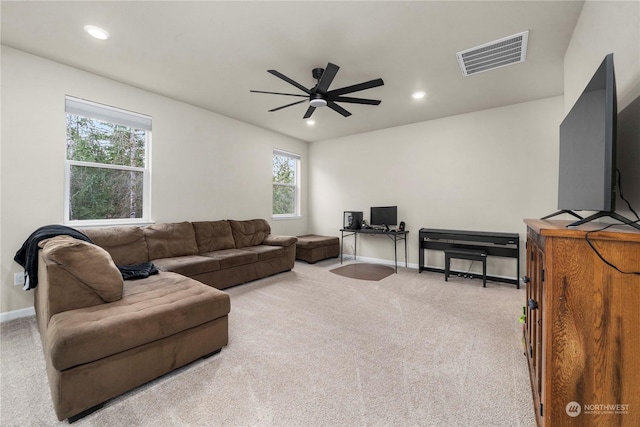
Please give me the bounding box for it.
[65,97,151,224]
[273,150,300,217]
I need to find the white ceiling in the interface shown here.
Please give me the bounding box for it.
[1,1,584,142]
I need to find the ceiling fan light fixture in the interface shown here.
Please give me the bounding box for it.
[309,98,327,108]
[251,62,384,119]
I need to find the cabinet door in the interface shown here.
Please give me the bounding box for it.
[526,235,545,421]
[533,244,544,408]
[525,238,535,359]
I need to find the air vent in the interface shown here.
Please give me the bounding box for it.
[456,31,529,76]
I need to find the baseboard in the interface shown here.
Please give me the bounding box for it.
[0,306,35,323]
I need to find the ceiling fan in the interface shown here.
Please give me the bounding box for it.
[250,62,384,119]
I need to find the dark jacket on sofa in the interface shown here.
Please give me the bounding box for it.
[14,225,92,289]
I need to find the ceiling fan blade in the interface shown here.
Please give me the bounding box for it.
[330,96,381,105]
[328,78,384,97]
[269,99,307,112]
[315,62,339,95]
[268,70,311,94]
[327,101,352,117]
[303,106,316,119]
[250,90,308,98]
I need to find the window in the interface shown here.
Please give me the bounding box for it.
[65,96,151,225]
[272,149,300,218]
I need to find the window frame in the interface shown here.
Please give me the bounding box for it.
[64,96,152,227]
[272,149,301,220]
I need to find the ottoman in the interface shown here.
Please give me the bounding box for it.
[296,234,340,263]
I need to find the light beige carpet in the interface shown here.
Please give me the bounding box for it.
[0,260,536,426]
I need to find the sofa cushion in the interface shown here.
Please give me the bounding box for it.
[144,222,199,260]
[243,245,285,261]
[40,236,123,303]
[47,272,230,371]
[229,219,271,248]
[192,220,236,252]
[152,255,221,276]
[263,235,298,247]
[200,248,259,269]
[82,226,149,265]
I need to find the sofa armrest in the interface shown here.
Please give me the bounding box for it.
[263,235,297,247]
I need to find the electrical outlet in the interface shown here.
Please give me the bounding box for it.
[14,273,25,287]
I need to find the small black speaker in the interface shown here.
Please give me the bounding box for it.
[398,221,405,232]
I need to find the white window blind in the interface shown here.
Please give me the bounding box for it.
[65,96,152,131]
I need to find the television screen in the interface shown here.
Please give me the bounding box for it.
[557,54,617,212]
[370,206,397,227]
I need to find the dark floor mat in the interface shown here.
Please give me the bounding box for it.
[330,263,395,281]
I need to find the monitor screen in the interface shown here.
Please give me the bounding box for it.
[370,206,397,227]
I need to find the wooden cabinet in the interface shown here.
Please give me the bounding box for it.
[524,219,640,427]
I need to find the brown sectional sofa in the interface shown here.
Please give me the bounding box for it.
[84,219,297,290]
[34,219,296,421]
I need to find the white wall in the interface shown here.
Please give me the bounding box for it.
[564,0,640,220]
[0,47,308,315]
[564,0,640,112]
[309,97,563,278]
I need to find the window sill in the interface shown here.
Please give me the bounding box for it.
[66,219,155,228]
[272,215,302,221]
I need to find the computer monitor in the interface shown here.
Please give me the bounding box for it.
[370,206,397,228]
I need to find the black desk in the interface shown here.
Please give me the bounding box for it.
[418,228,520,288]
[340,228,409,273]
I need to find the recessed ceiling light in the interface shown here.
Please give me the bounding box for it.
[412,91,426,99]
[306,120,316,126]
[84,25,110,40]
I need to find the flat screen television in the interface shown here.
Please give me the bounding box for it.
[547,53,638,230]
[370,206,397,228]
[557,53,616,214]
